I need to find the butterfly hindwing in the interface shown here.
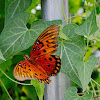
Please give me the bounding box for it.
[13,60,51,84]
[30,25,59,58]
[35,55,61,76]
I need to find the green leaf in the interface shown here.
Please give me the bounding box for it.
[31,80,45,100]
[72,55,97,91]
[0,14,46,64]
[75,7,99,36]
[56,24,85,86]
[5,0,32,24]
[89,15,100,41]
[0,12,29,63]
[65,87,93,100]
[0,58,12,77]
[0,50,6,61]
[45,20,62,26]
[86,0,95,3]
[22,85,37,100]
[59,30,71,40]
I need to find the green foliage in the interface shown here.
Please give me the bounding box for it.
[45,20,62,26]
[72,55,97,91]
[75,7,99,37]
[65,87,92,100]
[5,0,32,24]
[0,0,5,33]
[0,50,6,61]
[22,85,37,100]
[0,0,100,100]
[57,24,85,86]
[26,0,41,24]
[69,0,83,13]
[31,80,45,100]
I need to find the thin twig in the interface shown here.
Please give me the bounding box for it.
[0,78,13,100]
[91,78,100,87]
[62,15,85,25]
[94,95,100,98]
[90,79,97,98]
[61,0,68,23]
[0,68,32,85]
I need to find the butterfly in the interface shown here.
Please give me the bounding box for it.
[13,24,61,84]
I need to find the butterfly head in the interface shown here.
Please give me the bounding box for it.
[24,55,30,60]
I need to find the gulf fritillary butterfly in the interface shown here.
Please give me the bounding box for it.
[13,25,61,84]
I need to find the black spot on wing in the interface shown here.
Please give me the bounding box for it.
[43,50,46,52]
[37,53,41,55]
[29,69,31,71]
[35,73,38,76]
[48,65,50,67]
[44,58,46,60]
[46,40,49,43]
[47,44,49,47]
[49,58,52,61]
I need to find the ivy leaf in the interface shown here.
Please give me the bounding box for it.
[31,80,45,100]
[59,30,71,40]
[72,55,97,91]
[45,20,62,27]
[0,58,12,77]
[5,0,32,24]
[22,86,37,100]
[56,24,85,86]
[65,87,92,100]
[0,12,46,64]
[75,7,99,36]
[0,50,6,61]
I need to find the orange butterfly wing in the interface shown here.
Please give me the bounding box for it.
[13,25,61,84]
[35,55,61,76]
[13,60,51,84]
[30,24,59,58]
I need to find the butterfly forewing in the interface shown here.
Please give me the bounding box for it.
[30,25,59,58]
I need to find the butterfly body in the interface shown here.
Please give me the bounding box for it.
[13,25,61,84]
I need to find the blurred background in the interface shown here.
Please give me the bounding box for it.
[0,0,100,99]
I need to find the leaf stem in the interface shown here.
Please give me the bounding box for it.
[90,79,97,98]
[84,37,89,62]
[86,37,89,54]
[62,15,85,25]
[61,0,68,23]
[0,68,32,85]
[91,78,100,87]
[0,78,13,100]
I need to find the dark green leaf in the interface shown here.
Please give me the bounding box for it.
[0,16,46,64]
[59,30,71,40]
[72,55,97,91]
[56,24,85,86]
[75,7,99,36]
[5,0,32,24]
[65,87,92,100]
[22,85,37,100]
[45,20,62,27]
